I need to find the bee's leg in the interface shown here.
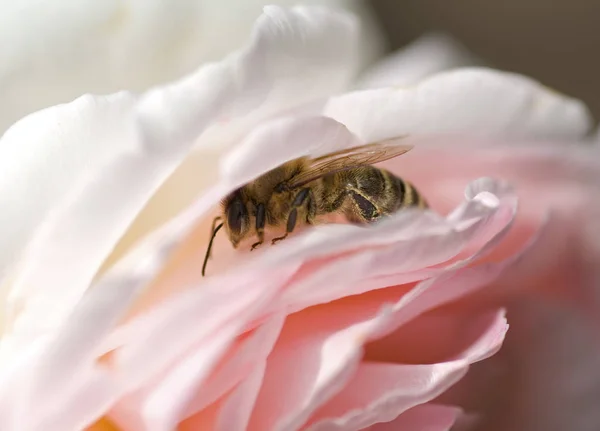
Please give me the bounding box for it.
[251,203,266,251]
[346,188,382,224]
[207,216,222,258]
[272,188,313,245]
[306,191,318,224]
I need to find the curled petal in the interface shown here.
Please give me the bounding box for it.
[325,68,592,142]
[111,314,286,430]
[303,362,467,431]
[136,5,358,150]
[0,93,136,276]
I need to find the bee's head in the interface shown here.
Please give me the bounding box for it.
[222,191,250,248]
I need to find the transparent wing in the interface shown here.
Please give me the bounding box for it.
[284,138,413,189]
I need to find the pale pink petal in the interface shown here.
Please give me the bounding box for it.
[302,310,507,430]
[325,68,592,142]
[0,4,359,388]
[111,314,285,431]
[176,360,269,431]
[357,33,478,90]
[247,301,393,431]
[0,92,136,275]
[365,404,461,431]
[216,361,268,431]
[185,314,286,418]
[112,269,292,390]
[0,266,150,430]
[246,250,515,431]
[114,323,235,431]
[303,362,467,431]
[380,140,600,308]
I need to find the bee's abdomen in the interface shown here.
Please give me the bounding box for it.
[385,170,428,210]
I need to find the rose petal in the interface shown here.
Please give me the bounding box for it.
[118,324,235,431]
[184,314,286,418]
[0,93,136,276]
[1,5,359,365]
[0,265,149,430]
[302,362,466,431]
[365,404,461,431]
[177,361,269,431]
[301,310,506,431]
[215,361,268,431]
[246,252,514,431]
[113,269,291,390]
[247,300,394,431]
[111,314,285,431]
[356,33,479,90]
[325,68,592,142]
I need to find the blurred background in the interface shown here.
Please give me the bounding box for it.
[369,0,600,120]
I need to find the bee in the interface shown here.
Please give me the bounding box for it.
[202,139,427,276]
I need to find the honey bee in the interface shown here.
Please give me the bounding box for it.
[202,139,427,276]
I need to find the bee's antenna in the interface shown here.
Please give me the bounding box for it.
[202,219,224,277]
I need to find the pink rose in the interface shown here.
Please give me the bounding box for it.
[0,5,598,431]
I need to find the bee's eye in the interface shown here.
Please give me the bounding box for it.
[227,197,247,234]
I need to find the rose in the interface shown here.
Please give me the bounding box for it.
[0,5,598,431]
[0,0,383,134]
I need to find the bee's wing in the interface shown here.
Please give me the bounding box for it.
[284,138,413,189]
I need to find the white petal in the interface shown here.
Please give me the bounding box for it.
[184,314,285,418]
[1,5,358,363]
[104,5,360,263]
[0,93,136,277]
[325,68,593,142]
[0,1,379,134]
[356,33,479,90]
[136,5,358,151]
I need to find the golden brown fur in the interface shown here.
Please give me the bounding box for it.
[202,140,426,276]
[220,158,427,249]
